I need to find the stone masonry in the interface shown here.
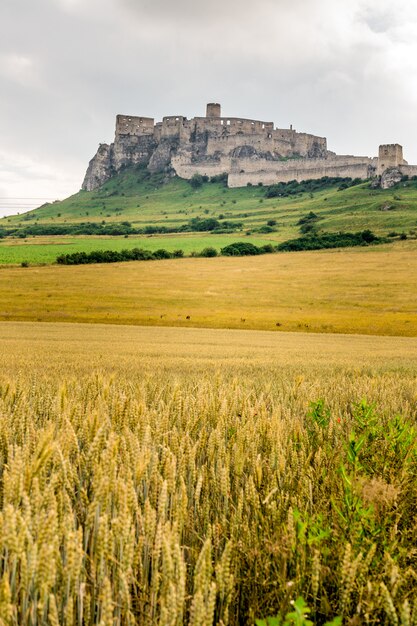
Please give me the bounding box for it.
[82,103,414,191]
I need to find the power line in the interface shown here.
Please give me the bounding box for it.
[0,196,58,198]
[0,202,58,205]
[0,200,47,206]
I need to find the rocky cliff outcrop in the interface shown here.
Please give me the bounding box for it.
[82,135,158,191]
[148,138,179,173]
[380,167,403,189]
[82,144,114,192]
[112,134,156,171]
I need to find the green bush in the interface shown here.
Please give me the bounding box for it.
[221,242,262,256]
[260,244,274,254]
[56,247,171,265]
[297,211,319,225]
[265,177,363,199]
[209,172,228,186]
[199,247,218,257]
[187,217,220,232]
[297,212,322,234]
[256,225,276,234]
[189,174,205,189]
[277,230,385,252]
[153,248,173,259]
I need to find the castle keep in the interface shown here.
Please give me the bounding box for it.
[82,103,416,191]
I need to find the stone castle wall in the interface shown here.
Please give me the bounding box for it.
[399,164,417,178]
[171,155,231,179]
[203,131,327,160]
[115,115,154,137]
[228,156,377,187]
[172,154,378,188]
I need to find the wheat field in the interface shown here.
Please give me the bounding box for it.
[1,323,417,625]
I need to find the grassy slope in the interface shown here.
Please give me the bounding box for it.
[2,165,417,237]
[0,241,416,336]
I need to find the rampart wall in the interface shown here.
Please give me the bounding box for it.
[228,156,377,187]
[171,155,231,179]
[193,117,274,136]
[160,116,187,139]
[172,154,378,187]
[116,115,154,136]
[204,132,326,159]
[205,134,274,156]
[399,164,417,178]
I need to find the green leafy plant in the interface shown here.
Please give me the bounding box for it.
[256,597,342,626]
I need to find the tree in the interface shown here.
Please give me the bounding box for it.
[190,174,204,189]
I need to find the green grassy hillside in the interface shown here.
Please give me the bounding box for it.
[2,165,417,238]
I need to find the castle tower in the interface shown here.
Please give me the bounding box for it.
[378,144,404,175]
[206,103,221,118]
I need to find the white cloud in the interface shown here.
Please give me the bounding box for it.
[0,53,40,86]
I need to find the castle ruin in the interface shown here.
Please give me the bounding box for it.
[82,103,417,191]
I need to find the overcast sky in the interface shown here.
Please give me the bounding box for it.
[1,0,417,216]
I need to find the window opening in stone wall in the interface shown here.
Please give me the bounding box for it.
[227,120,231,126]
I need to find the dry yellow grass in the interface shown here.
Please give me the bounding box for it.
[0,241,416,336]
[1,322,417,624]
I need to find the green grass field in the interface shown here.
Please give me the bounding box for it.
[0,233,277,265]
